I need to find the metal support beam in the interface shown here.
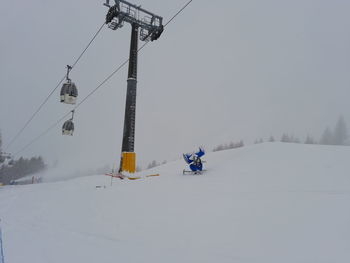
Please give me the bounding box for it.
[119,23,138,173]
[104,0,163,173]
[104,0,163,41]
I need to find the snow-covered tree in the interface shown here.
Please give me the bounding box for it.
[147,160,158,169]
[214,140,244,151]
[333,116,348,145]
[237,140,244,147]
[305,135,315,144]
[281,133,290,142]
[213,144,224,152]
[290,135,301,143]
[319,127,333,145]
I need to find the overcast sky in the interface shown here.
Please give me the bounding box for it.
[1,0,350,173]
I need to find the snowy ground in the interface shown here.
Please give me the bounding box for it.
[1,142,350,263]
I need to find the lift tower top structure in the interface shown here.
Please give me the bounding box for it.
[104,0,163,174]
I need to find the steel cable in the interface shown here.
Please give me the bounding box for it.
[13,0,193,156]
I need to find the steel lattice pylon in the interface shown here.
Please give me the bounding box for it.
[104,0,163,173]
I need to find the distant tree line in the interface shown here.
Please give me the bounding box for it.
[255,116,349,146]
[139,116,349,171]
[0,157,46,184]
[146,160,167,170]
[146,141,246,169]
[213,140,244,152]
[0,130,46,184]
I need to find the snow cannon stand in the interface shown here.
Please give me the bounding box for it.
[182,147,206,175]
[183,169,206,175]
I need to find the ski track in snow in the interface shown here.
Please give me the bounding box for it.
[1,142,350,263]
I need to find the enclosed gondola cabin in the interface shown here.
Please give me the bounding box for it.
[62,119,74,136]
[60,81,78,105]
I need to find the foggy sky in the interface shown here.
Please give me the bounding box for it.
[1,0,350,173]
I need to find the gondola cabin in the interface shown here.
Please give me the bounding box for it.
[60,82,78,105]
[62,119,74,136]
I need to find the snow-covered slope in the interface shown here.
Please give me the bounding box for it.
[1,142,350,263]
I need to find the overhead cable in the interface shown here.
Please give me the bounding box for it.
[13,0,193,156]
[4,22,106,152]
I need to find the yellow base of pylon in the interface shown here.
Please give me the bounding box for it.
[121,152,136,173]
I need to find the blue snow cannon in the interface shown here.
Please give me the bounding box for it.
[183,148,205,175]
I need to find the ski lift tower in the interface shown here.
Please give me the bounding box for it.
[103,0,163,174]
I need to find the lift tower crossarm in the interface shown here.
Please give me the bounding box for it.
[104,0,163,41]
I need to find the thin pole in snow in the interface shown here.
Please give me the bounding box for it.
[0,220,5,263]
